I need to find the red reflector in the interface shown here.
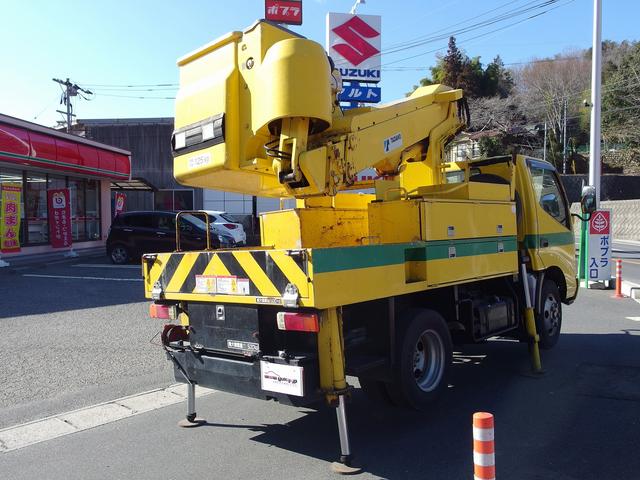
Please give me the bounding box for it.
[149,303,175,320]
[223,223,237,229]
[276,312,319,332]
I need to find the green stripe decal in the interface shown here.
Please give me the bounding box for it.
[523,231,574,249]
[312,236,518,274]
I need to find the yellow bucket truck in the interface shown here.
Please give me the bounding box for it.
[143,20,594,471]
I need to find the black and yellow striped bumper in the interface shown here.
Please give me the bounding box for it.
[144,249,310,306]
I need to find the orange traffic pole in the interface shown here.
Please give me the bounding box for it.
[473,412,495,480]
[614,259,624,298]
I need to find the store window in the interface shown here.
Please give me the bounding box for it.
[154,189,194,211]
[25,173,48,244]
[0,170,102,247]
[85,180,100,240]
[69,178,86,241]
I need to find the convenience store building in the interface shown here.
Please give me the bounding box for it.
[0,113,131,261]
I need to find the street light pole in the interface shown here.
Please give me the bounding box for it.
[588,0,602,207]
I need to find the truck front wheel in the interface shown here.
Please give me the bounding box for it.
[387,309,452,411]
[536,279,562,349]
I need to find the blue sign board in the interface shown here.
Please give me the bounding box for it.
[338,86,381,103]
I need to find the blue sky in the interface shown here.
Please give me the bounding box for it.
[1,0,637,128]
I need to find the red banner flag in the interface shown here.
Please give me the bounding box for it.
[114,192,126,216]
[47,189,72,249]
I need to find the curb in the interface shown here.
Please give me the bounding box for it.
[0,383,215,453]
[621,280,640,303]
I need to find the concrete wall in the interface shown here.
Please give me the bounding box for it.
[561,175,640,204]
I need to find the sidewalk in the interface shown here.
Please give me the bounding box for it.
[0,247,105,269]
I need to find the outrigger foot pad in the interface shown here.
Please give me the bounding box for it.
[330,456,362,475]
[177,416,206,428]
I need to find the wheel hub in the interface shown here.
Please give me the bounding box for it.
[543,293,560,336]
[412,329,445,393]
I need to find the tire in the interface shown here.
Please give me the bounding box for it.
[358,377,397,407]
[536,279,562,349]
[386,309,453,411]
[109,244,130,265]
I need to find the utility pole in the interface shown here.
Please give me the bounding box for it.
[562,98,568,174]
[52,78,93,133]
[543,121,547,163]
[588,0,602,207]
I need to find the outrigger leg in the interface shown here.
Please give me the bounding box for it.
[177,382,206,427]
[333,394,358,473]
[318,307,362,474]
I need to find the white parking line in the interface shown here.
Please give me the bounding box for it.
[23,274,142,282]
[73,264,140,269]
[0,384,215,452]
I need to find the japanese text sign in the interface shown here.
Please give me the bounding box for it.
[47,188,72,249]
[588,209,612,281]
[265,0,302,25]
[338,85,381,103]
[1,183,22,253]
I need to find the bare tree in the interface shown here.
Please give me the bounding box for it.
[513,52,591,137]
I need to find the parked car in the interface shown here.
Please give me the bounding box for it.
[200,210,247,246]
[107,211,226,264]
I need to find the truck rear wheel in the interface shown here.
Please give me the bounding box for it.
[386,309,452,411]
[536,279,562,349]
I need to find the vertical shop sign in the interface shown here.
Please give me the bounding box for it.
[114,192,126,216]
[48,189,72,249]
[588,209,612,281]
[1,183,22,253]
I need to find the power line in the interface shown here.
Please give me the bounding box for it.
[333,0,568,68]
[381,0,574,68]
[79,82,178,88]
[382,0,555,56]
[93,92,175,100]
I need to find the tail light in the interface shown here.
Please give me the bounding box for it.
[149,303,178,320]
[223,223,238,230]
[276,312,319,332]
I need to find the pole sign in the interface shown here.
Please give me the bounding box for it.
[48,188,72,249]
[327,13,381,84]
[0,183,22,253]
[588,209,612,281]
[338,85,381,103]
[114,192,126,216]
[265,0,302,25]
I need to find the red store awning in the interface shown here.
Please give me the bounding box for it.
[0,113,131,180]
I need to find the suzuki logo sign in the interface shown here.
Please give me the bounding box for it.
[327,13,381,83]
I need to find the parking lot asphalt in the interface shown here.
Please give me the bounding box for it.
[0,255,174,429]
[1,268,639,479]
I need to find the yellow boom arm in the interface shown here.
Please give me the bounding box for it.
[172,20,467,198]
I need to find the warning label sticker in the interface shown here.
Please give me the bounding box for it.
[195,275,217,294]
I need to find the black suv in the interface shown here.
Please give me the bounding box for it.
[106,211,221,264]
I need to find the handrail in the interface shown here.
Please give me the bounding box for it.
[175,211,213,252]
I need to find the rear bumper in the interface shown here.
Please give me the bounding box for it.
[170,349,322,407]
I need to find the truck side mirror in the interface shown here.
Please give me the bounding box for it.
[580,186,596,215]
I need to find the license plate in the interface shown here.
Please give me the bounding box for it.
[260,361,304,397]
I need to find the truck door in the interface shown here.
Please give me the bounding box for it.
[523,158,577,299]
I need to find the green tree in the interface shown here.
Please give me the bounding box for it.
[602,41,640,146]
[483,55,514,98]
[407,38,513,99]
[442,36,465,88]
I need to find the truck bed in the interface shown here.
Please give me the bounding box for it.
[143,238,518,309]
